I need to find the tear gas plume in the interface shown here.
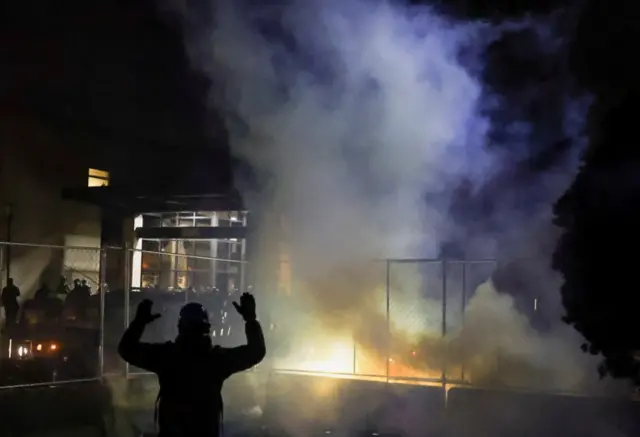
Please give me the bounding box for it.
[177,0,602,392]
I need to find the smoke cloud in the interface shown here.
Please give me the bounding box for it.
[176,0,604,392]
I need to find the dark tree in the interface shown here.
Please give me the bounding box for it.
[553,94,640,382]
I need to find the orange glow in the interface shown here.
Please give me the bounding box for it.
[277,335,442,382]
[292,340,355,374]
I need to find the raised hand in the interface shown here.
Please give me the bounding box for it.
[134,299,162,325]
[232,292,257,321]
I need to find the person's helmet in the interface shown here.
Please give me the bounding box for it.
[178,302,211,336]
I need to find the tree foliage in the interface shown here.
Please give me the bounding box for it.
[552,94,640,382]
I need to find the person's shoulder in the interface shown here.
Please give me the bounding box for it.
[211,344,232,357]
[159,341,180,361]
[156,341,177,354]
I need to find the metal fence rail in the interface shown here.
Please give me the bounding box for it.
[0,240,501,390]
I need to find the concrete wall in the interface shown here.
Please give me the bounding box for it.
[0,110,102,300]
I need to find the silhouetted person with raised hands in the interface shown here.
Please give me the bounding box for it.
[118,292,266,437]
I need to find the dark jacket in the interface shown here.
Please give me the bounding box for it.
[118,319,266,437]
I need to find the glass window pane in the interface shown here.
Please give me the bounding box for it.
[88,176,109,187]
[88,168,109,178]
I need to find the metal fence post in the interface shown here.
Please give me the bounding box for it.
[4,204,13,285]
[460,260,467,382]
[441,259,447,385]
[386,259,391,382]
[0,243,4,288]
[99,249,107,379]
[124,244,131,378]
[352,337,357,375]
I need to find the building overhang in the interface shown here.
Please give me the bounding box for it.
[61,186,245,214]
[135,226,248,240]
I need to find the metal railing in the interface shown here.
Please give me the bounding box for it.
[0,240,503,390]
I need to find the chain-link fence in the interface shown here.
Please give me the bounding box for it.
[0,241,251,386]
[267,258,499,386]
[0,240,501,389]
[0,241,103,388]
[386,259,497,385]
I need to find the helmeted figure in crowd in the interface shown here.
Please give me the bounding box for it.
[118,292,266,437]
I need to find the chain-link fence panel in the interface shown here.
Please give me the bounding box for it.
[385,259,499,384]
[268,260,388,378]
[0,242,102,388]
[101,246,127,375]
[352,260,388,377]
[388,260,444,382]
[443,260,497,383]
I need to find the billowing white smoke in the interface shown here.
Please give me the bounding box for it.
[201,0,499,264]
[177,0,600,391]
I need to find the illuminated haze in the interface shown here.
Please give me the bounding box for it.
[177,0,604,391]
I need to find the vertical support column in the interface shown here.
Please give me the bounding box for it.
[99,249,107,378]
[169,240,178,289]
[131,215,143,289]
[441,259,447,385]
[210,213,219,290]
[385,259,391,382]
[0,243,4,288]
[239,212,247,294]
[131,239,142,288]
[4,203,13,285]
[124,244,131,378]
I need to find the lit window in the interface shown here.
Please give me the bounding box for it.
[88,168,109,187]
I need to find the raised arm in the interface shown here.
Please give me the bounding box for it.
[221,319,266,375]
[220,293,266,375]
[118,299,165,373]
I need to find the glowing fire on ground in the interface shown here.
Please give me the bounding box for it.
[274,336,442,384]
[292,340,355,374]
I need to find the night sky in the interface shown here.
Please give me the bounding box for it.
[2,0,638,191]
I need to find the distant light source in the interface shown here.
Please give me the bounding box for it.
[88,168,110,187]
[134,215,143,230]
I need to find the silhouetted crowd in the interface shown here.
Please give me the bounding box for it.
[1,277,99,334]
[1,277,248,344]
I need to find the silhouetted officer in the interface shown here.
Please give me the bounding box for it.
[1,277,20,330]
[118,292,266,437]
